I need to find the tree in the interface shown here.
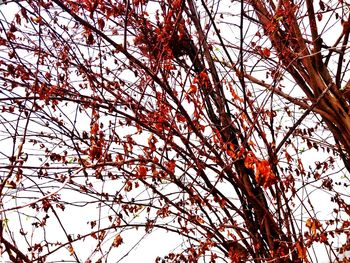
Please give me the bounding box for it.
[0,0,349,262]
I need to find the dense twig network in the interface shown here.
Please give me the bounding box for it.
[0,0,349,262]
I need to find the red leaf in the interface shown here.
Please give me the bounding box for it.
[295,242,308,262]
[262,47,271,58]
[244,152,255,169]
[32,16,42,24]
[113,234,123,247]
[188,84,197,94]
[98,18,105,30]
[137,165,147,179]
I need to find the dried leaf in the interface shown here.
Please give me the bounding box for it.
[262,47,271,58]
[98,18,105,30]
[113,234,123,247]
[32,16,42,24]
[68,245,74,255]
[295,242,308,261]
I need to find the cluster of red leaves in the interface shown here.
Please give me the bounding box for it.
[244,152,278,188]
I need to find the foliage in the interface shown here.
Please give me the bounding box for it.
[0,0,350,262]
